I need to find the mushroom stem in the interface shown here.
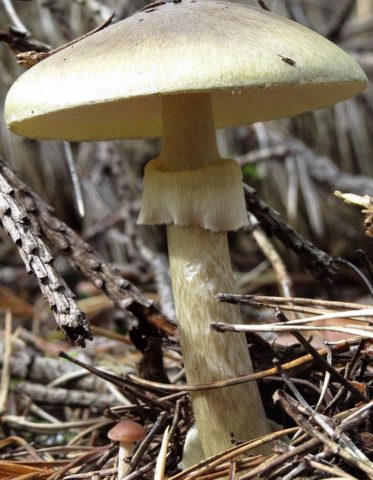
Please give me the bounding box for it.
[160,93,271,457]
[161,94,218,171]
[118,441,132,480]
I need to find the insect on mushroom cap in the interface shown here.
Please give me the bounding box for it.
[108,420,147,443]
[4,0,367,141]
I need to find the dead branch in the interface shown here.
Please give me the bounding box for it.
[0,169,90,346]
[0,159,176,339]
[244,184,339,280]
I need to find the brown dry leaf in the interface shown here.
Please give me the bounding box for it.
[16,51,49,68]
[351,380,368,397]
[77,294,112,318]
[8,474,49,480]
[0,284,33,318]
[0,461,50,477]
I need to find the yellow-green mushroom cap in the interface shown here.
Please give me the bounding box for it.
[4,0,367,141]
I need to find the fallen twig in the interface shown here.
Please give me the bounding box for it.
[16,13,115,67]
[0,169,90,346]
[276,309,366,401]
[274,390,373,477]
[0,160,176,341]
[122,343,349,393]
[244,184,339,281]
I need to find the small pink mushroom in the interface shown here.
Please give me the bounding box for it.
[108,420,146,480]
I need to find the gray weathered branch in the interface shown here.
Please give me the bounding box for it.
[0,169,91,346]
[0,159,176,339]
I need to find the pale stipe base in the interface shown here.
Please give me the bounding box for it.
[168,225,271,457]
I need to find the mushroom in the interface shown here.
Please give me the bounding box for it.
[4,0,367,458]
[107,420,146,480]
